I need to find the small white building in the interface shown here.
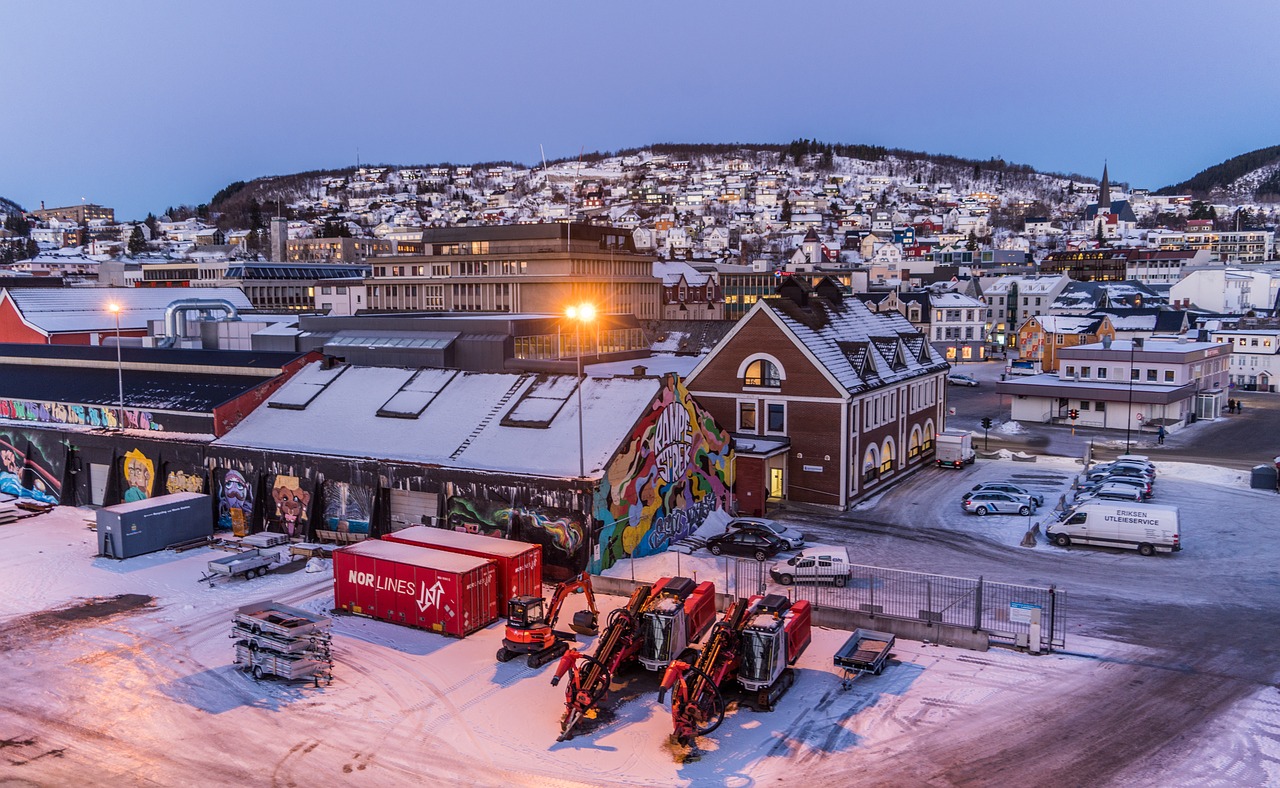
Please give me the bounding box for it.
[1169,267,1280,313]
[995,337,1231,433]
[1210,328,1280,393]
[929,292,987,362]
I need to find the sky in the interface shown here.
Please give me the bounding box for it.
[3,0,1278,221]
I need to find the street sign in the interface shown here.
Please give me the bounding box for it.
[1136,413,1144,422]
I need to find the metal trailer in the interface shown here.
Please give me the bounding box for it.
[234,601,330,640]
[231,624,318,654]
[203,549,274,583]
[234,642,330,684]
[833,628,895,689]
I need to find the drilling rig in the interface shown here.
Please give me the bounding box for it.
[550,575,715,741]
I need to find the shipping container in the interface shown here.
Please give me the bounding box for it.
[382,525,542,603]
[333,540,498,638]
[97,492,213,559]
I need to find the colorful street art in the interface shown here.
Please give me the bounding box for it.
[217,469,254,535]
[592,376,733,572]
[267,474,311,539]
[446,496,585,561]
[0,399,165,431]
[321,481,372,539]
[122,448,155,503]
[165,469,205,495]
[0,433,63,505]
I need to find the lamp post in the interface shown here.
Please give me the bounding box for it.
[107,303,125,430]
[565,303,596,478]
[1125,337,1143,452]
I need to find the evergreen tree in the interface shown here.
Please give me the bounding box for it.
[127,225,147,256]
[248,198,263,231]
[247,228,262,252]
[23,238,38,260]
[966,230,978,251]
[780,198,792,224]
[144,212,159,238]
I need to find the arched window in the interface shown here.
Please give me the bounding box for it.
[862,445,880,483]
[908,426,922,459]
[923,420,935,452]
[880,437,895,474]
[744,358,781,388]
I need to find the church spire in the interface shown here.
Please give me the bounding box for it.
[1099,161,1111,211]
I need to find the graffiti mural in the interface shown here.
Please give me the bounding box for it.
[122,448,155,503]
[592,376,733,572]
[267,474,312,539]
[319,481,372,541]
[0,433,63,505]
[446,495,586,566]
[0,399,165,431]
[165,469,205,495]
[217,469,255,535]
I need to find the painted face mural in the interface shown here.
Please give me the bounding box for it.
[269,475,311,538]
[0,435,62,505]
[122,449,154,503]
[592,377,733,572]
[218,470,254,534]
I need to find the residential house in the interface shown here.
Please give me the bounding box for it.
[1016,314,1116,373]
[1211,329,1280,392]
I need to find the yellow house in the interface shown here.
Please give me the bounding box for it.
[1017,315,1116,372]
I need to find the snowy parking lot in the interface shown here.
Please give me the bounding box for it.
[0,456,1277,786]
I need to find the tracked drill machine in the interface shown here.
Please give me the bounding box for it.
[658,594,812,749]
[497,572,600,668]
[550,576,715,741]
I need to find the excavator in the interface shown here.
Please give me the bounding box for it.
[658,593,812,750]
[551,575,715,741]
[497,572,600,668]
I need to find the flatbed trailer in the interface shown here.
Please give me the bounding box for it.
[203,549,273,583]
[234,643,331,684]
[233,601,329,639]
[834,628,894,689]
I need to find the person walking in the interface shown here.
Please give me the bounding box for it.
[1228,398,1236,414]
[1156,425,1166,445]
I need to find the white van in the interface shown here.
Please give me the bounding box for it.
[1047,502,1180,556]
[769,547,851,586]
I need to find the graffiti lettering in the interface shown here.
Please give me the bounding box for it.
[654,401,692,483]
[0,398,163,431]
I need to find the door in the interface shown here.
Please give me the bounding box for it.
[389,489,439,531]
[89,463,110,506]
[1064,511,1090,543]
[769,468,784,500]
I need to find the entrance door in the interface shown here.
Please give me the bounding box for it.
[769,468,784,500]
[89,463,110,506]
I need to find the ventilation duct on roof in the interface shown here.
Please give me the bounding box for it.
[156,298,241,347]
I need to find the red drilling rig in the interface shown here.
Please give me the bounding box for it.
[550,575,715,741]
[658,594,812,749]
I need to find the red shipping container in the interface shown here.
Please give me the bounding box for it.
[382,526,542,603]
[333,540,498,638]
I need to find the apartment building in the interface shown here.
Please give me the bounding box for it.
[29,203,115,225]
[287,237,392,262]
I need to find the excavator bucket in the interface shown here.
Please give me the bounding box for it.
[570,609,599,636]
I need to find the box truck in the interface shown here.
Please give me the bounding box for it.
[1047,502,1180,556]
[936,429,975,469]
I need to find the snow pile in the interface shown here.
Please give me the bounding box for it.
[997,420,1025,435]
[305,557,328,573]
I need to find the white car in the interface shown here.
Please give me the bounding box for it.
[724,517,805,549]
[947,373,979,387]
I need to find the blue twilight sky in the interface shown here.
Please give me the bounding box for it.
[2,1,1278,220]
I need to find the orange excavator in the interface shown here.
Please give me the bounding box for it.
[497,572,600,668]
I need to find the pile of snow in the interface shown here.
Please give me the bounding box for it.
[997,420,1025,435]
[305,557,328,573]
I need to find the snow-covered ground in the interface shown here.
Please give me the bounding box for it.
[1,456,1277,785]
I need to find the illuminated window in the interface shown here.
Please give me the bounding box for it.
[744,359,781,387]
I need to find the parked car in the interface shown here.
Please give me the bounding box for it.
[724,517,805,549]
[970,482,1045,507]
[1085,464,1155,484]
[1076,482,1146,503]
[946,373,979,387]
[705,530,788,561]
[961,490,1038,516]
[1076,476,1152,500]
[769,547,851,587]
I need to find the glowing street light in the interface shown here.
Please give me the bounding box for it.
[565,303,596,478]
[107,303,125,430]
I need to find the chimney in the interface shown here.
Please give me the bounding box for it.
[631,365,648,376]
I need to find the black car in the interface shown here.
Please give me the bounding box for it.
[704,529,788,561]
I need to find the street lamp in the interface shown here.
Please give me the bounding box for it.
[1125,337,1143,452]
[565,303,596,478]
[107,303,125,430]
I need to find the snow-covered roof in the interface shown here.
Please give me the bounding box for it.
[1032,315,1101,334]
[1,287,252,333]
[216,363,663,479]
[928,292,984,309]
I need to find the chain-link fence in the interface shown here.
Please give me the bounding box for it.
[734,558,1064,651]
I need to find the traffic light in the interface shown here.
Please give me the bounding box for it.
[1069,409,1080,420]
[981,417,993,430]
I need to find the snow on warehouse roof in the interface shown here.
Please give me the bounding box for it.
[386,526,537,558]
[216,362,662,479]
[337,538,494,573]
[1,287,252,333]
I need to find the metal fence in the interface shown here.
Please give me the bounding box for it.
[733,558,1065,651]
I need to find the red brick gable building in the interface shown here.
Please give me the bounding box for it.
[686,278,949,513]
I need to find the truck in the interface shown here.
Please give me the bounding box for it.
[936,429,975,469]
[203,548,275,583]
[1047,501,1181,556]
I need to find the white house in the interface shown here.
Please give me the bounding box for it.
[928,292,987,362]
[1169,268,1280,313]
[1210,329,1280,393]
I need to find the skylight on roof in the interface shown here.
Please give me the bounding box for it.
[502,374,576,428]
[376,369,456,419]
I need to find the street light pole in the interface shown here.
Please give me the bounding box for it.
[566,303,596,479]
[1125,337,1143,452]
[108,303,125,430]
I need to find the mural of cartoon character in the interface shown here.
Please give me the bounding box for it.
[592,376,733,572]
[269,475,311,539]
[0,439,60,505]
[218,469,254,535]
[122,449,155,503]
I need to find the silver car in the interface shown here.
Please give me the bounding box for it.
[724,517,805,549]
[961,490,1038,516]
[1076,482,1145,503]
[970,482,1045,507]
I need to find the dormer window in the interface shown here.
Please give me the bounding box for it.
[744,359,781,388]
